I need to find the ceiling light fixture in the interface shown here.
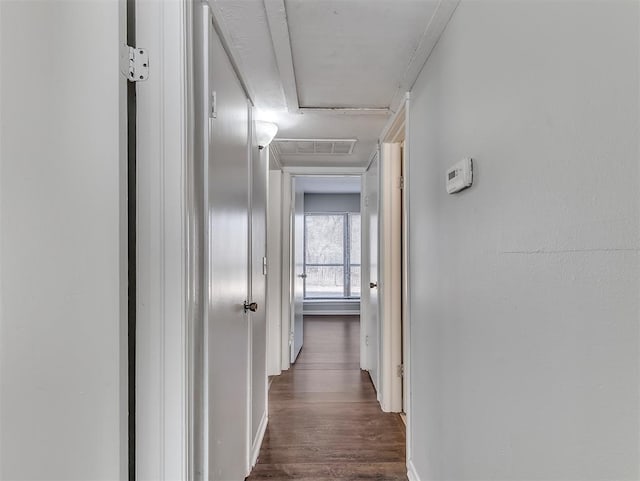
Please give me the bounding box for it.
[256,121,278,149]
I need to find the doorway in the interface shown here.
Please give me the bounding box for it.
[283,175,364,370]
[378,97,410,458]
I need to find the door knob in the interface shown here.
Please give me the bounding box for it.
[298,273,307,279]
[244,301,258,312]
[369,282,377,288]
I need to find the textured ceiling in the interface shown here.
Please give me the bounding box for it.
[286,0,439,109]
[211,0,457,170]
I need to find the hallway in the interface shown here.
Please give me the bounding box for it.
[248,316,407,480]
[2,2,639,480]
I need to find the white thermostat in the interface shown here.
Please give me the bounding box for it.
[446,158,473,194]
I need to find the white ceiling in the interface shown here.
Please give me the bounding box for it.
[211,0,458,170]
[286,0,439,109]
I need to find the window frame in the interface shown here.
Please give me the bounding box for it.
[303,212,361,299]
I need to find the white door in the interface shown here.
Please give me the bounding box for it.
[366,154,380,391]
[0,2,126,479]
[197,5,250,480]
[291,184,305,363]
[249,135,268,461]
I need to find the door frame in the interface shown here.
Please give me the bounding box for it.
[277,170,368,372]
[135,0,190,479]
[378,94,412,454]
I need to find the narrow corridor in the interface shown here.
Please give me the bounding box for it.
[248,316,407,480]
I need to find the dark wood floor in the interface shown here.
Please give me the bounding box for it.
[247,315,408,481]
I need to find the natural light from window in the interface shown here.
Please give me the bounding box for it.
[304,213,361,299]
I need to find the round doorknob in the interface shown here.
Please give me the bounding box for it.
[298,273,307,279]
[369,282,377,288]
[244,301,258,312]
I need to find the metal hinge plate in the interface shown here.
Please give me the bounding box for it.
[210,91,217,119]
[397,364,404,377]
[398,176,405,190]
[120,45,149,82]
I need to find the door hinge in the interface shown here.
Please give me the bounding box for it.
[365,335,369,346]
[120,45,149,82]
[397,364,404,378]
[210,91,217,119]
[398,176,405,190]
[262,256,267,276]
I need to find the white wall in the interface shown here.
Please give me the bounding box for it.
[407,1,639,480]
[267,169,283,375]
[279,172,293,371]
[0,1,126,479]
[303,300,359,316]
[304,193,361,213]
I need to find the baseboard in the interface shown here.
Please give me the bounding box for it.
[250,411,268,468]
[407,459,421,481]
[302,309,360,316]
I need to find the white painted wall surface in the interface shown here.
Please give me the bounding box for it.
[267,169,283,376]
[407,2,639,480]
[0,1,126,479]
[279,172,293,371]
[304,193,361,213]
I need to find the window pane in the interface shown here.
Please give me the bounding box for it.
[305,215,344,265]
[305,266,344,298]
[350,213,361,265]
[349,265,361,297]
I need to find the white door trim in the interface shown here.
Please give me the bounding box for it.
[379,142,403,413]
[245,103,254,476]
[250,410,269,468]
[378,96,409,415]
[280,172,293,371]
[402,96,413,464]
[135,0,190,479]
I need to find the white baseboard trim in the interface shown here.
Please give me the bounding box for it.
[407,459,421,481]
[302,310,361,316]
[250,411,268,468]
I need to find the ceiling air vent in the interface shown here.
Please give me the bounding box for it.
[273,138,357,156]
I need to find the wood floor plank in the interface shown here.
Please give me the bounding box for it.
[249,462,408,481]
[247,315,407,481]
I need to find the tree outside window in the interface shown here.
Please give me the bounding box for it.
[304,213,361,299]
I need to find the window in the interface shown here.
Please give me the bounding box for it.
[304,213,361,299]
